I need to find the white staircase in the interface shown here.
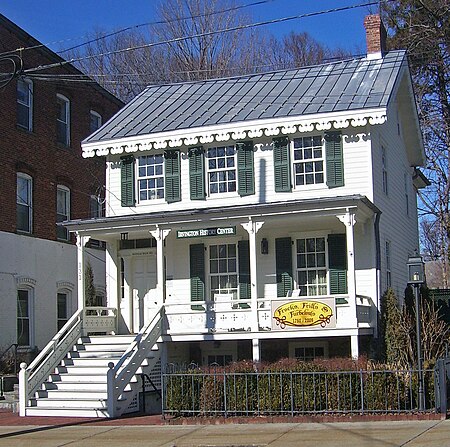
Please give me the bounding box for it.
[19,307,163,418]
[25,335,154,417]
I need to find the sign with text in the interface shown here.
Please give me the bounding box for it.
[272,298,336,330]
[177,226,236,239]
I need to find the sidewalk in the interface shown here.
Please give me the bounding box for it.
[0,410,448,447]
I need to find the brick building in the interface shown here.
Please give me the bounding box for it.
[0,13,123,352]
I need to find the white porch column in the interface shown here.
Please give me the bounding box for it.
[150,226,171,307]
[337,209,358,339]
[351,334,359,359]
[241,218,264,332]
[252,338,261,363]
[76,233,87,310]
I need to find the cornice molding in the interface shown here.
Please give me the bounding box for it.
[82,109,387,158]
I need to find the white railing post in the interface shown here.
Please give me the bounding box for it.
[18,362,28,416]
[107,362,116,418]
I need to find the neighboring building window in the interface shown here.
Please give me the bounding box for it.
[386,240,392,288]
[17,173,32,233]
[17,78,33,131]
[90,110,102,133]
[57,291,70,331]
[382,146,388,195]
[207,146,236,194]
[17,289,33,346]
[57,185,70,240]
[209,244,238,300]
[292,136,324,186]
[90,195,103,218]
[57,94,70,146]
[296,237,327,296]
[138,155,164,201]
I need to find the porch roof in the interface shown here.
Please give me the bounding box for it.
[64,194,380,235]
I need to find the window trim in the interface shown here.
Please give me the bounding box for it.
[206,145,237,196]
[291,135,325,189]
[57,93,70,146]
[137,154,165,202]
[17,77,33,131]
[56,185,71,241]
[16,172,33,234]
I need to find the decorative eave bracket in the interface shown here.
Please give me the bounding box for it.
[82,108,387,158]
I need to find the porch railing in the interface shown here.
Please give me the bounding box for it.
[162,367,436,417]
[19,306,117,416]
[106,307,162,418]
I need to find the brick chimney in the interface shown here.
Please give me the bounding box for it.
[364,14,387,59]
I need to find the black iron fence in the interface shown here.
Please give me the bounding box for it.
[162,366,436,417]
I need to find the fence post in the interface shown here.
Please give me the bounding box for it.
[223,370,227,418]
[18,363,28,416]
[106,362,115,418]
[360,369,364,414]
[435,359,447,414]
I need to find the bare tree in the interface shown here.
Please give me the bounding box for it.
[383,1,450,286]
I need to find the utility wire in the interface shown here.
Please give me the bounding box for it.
[0,0,277,58]
[23,1,383,76]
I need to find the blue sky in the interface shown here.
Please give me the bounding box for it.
[2,0,375,55]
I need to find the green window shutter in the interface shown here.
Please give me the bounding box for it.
[238,240,251,304]
[273,137,291,192]
[325,131,344,188]
[190,243,205,304]
[276,237,293,297]
[328,233,348,294]
[164,150,181,203]
[120,155,135,207]
[189,147,205,200]
[237,141,255,196]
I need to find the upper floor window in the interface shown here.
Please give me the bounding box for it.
[57,94,70,146]
[90,110,102,133]
[293,136,324,187]
[138,154,165,201]
[17,173,33,233]
[382,146,388,196]
[17,78,33,131]
[206,146,237,194]
[56,185,70,240]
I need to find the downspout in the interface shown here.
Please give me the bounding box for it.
[374,211,382,338]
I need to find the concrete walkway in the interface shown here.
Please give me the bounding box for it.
[0,412,449,447]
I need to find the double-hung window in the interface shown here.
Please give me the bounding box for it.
[57,292,70,331]
[57,185,70,240]
[138,155,165,201]
[209,244,238,300]
[57,94,70,146]
[207,146,237,194]
[17,78,33,131]
[293,136,324,186]
[17,289,33,346]
[296,237,327,296]
[17,173,32,233]
[90,110,102,133]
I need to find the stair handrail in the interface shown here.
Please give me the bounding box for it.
[107,306,163,418]
[19,308,83,416]
[0,343,19,374]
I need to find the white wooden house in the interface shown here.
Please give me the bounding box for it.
[19,15,427,417]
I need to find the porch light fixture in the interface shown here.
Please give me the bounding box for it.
[120,232,128,241]
[261,238,269,255]
[407,254,426,411]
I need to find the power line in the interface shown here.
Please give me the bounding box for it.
[0,0,277,58]
[23,1,383,76]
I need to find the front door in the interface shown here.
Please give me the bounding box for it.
[132,255,157,332]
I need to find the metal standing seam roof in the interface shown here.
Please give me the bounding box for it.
[85,50,406,144]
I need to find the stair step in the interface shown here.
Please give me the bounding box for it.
[42,381,107,391]
[25,406,110,417]
[30,397,108,409]
[61,357,123,367]
[36,389,108,399]
[68,350,125,358]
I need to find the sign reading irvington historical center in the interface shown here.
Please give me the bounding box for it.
[177,226,236,239]
[272,298,336,330]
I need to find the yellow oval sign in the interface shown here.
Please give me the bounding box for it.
[273,300,333,329]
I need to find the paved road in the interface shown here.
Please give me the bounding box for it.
[0,419,449,447]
